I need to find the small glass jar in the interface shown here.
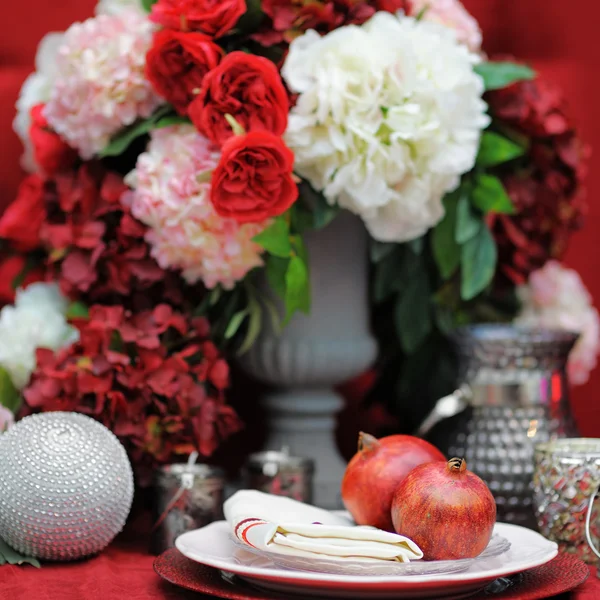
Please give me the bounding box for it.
[151,463,225,555]
[533,438,600,564]
[242,447,314,504]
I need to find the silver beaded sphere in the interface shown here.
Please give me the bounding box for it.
[0,412,134,561]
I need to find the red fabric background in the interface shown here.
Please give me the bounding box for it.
[1,0,600,434]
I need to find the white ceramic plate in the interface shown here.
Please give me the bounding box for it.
[230,531,511,577]
[176,521,558,599]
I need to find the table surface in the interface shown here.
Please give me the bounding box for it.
[1,518,598,600]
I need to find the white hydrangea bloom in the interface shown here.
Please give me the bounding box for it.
[282,12,490,242]
[0,283,79,390]
[95,0,145,16]
[13,32,63,172]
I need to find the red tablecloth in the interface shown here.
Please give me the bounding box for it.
[1,537,599,600]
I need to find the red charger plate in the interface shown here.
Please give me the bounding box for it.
[154,550,589,600]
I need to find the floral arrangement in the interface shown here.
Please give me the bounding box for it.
[0,0,596,475]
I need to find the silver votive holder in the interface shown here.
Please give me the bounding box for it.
[151,462,225,555]
[242,447,314,503]
[533,438,600,563]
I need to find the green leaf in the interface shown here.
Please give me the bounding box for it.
[209,286,222,306]
[237,290,263,355]
[290,204,315,234]
[370,241,396,263]
[155,115,190,129]
[474,61,536,91]
[431,193,461,280]
[141,0,158,12]
[408,237,424,255]
[313,198,339,230]
[266,255,289,299]
[472,174,515,214]
[291,234,309,266]
[394,271,432,354]
[253,217,291,257]
[373,246,404,303]
[224,310,249,340]
[258,293,282,336]
[66,301,89,320]
[234,0,264,34]
[461,223,498,301]
[297,182,338,230]
[0,537,40,568]
[284,255,310,323]
[99,105,170,157]
[0,366,20,414]
[456,192,482,244]
[476,131,526,167]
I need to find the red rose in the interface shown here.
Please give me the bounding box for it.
[150,0,246,38]
[0,175,46,251]
[210,131,298,223]
[30,104,77,177]
[189,52,289,146]
[145,30,223,115]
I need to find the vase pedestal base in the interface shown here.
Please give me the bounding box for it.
[263,388,347,510]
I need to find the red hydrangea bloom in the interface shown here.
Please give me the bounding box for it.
[486,77,588,284]
[22,304,241,484]
[253,0,388,46]
[38,162,193,309]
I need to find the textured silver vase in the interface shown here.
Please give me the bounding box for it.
[239,212,378,509]
[0,412,134,560]
[425,325,579,529]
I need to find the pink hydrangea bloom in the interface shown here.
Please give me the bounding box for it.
[516,261,600,385]
[409,0,482,52]
[0,405,14,432]
[124,125,267,289]
[45,10,162,159]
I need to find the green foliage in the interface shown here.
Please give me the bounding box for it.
[455,192,481,244]
[141,0,157,12]
[474,61,536,91]
[476,131,526,167]
[394,269,432,354]
[253,218,292,257]
[0,537,40,568]
[461,222,498,301]
[66,301,89,320]
[0,366,19,414]
[99,105,172,157]
[432,192,461,280]
[284,255,310,323]
[234,0,264,35]
[471,174,515,214]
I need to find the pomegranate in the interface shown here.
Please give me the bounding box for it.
[341,432,445,532]
[391,458,496,560]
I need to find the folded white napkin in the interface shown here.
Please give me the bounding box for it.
[224,490,423,563]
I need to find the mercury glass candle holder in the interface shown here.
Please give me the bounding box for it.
[533,438,600,564]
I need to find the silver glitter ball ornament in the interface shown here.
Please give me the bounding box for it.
[0,412,134,561]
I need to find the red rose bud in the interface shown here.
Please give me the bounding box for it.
[150,0,246,38]
[189,52,289,146]
[29,104,77,177]
[210,131,298,223]
[145,30,223,115]
[0,174,46,251]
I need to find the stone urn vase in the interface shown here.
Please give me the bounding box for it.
[238,211,378,509]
